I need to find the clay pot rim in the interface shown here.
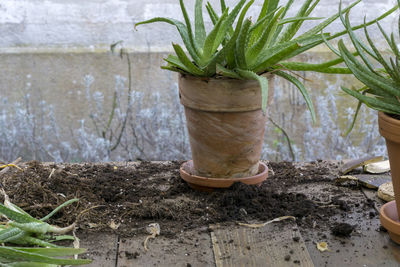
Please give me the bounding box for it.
[179,72,272,82]
[180,160,268,189]
[380,200,400,236]
[379,111,400,125]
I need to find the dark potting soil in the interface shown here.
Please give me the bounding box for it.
[331,223,355,237]
[388,113,400,120]
[0,160,367,237]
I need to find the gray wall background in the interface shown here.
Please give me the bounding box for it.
[0,0,397,162]
[0,0,397,48]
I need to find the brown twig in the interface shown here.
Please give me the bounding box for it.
[268,118,296,161]
[111,49,133,151]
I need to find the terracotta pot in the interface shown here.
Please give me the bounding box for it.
[179,74,274,178]
[380,201,400,244]
[180,160,269,191]
[378,112,400,244]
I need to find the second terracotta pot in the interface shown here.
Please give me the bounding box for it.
[179,74,273,178]
[379,112,400,216]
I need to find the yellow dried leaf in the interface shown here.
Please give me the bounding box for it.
[317,242,330,252]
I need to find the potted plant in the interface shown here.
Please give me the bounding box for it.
[135,0,397,190]
[327,1,400,244]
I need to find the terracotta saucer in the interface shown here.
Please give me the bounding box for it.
[380,200,400,244]
[179,160,268,192]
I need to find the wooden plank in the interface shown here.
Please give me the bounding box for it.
[210,221,314,267]
[117,229,214,267]
[361,187,400,265]
[79,233,119,267]
[362,187,387,210]
[290,182,400,267]
[356,174,391,189]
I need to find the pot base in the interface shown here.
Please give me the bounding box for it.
[180,160,268,191]
[380,200,400,244]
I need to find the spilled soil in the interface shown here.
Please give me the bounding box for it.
[0,160,372,237]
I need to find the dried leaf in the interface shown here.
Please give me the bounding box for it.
[340,156,384,174]
[378,182,395,202]
[317,242,330,252]
[364,160,390,174]
[109,220,121,230]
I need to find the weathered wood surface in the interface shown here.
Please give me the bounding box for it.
[73,170,400,267]
[362,187,400,264]
[362,187,387,210]
[117,228,214,267]
[79,233,119,267]
[210,222,313,267]
[356,174,391,189]
[291,183,400,267]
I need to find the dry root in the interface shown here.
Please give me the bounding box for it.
[143,223,160,251]
[238,216,296,228]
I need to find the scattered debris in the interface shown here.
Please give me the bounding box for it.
[109,220,121,230]
[316,242,330,252]
[378,182,395,202]
[312,221,317,229]
[73,231,80,260]
[238,216,296,228]
[125,251,140,259]
[331,223,354,237]
[335,174,391,190]
[335,175,359,187]
[144,223,160,251]
[340,156,383,174]
[48,168,56,179]
[87,223,99,229]
[364,160,390,174]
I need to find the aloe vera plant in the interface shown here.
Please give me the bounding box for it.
[328,0,400,132]
[0,197,92,266]
[135,0,398,119]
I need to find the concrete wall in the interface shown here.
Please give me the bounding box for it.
[0,0,397,162]
[0,0,397,48]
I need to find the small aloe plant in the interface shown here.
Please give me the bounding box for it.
[329,0,400,133]
[0,197,92,266]
[135,0,397,120]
